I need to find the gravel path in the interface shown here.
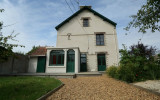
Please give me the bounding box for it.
[47,75,160,100]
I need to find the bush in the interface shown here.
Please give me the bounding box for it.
[106,66,118,79]
[106,42,160,83]
[118,65,136,83]
[0,46,13,63]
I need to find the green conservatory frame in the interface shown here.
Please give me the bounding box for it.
[49,50,64,66]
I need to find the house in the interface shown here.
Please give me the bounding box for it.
[28,6,119,73]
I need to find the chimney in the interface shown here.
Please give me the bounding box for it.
[80,6,92,9]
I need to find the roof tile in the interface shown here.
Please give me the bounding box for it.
[30,47,47,56]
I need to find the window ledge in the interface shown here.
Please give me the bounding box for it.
[48,66,65,68]
[96,45,105,46]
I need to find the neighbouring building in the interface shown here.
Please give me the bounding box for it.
[28,6,119,73]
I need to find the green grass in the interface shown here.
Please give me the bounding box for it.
[0,76,62,100]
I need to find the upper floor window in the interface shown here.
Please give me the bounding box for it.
[83,18,89,27]
[49,50,64,65]
[96,34,104,45]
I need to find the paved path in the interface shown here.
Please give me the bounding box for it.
[47,75,160,100]
[134,80,160,94]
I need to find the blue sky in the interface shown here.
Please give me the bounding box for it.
[0,0,160,53]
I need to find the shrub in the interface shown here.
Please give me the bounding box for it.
[0,46,13,63]
[155,54,160,78]
[118,65,136,83]
[107,42,160,83]
[106,66,118,78]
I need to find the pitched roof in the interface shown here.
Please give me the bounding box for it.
[55,6,117,30]
[29,47,47,56]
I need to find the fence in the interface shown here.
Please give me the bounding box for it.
[0,54,29,74]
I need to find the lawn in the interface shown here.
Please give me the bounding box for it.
[0,76,62,100]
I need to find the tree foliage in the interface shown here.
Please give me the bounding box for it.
[125,0,160,33]
[26,46,39,55]
[0,9,24,62]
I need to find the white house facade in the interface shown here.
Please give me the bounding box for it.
[28,6,119,73]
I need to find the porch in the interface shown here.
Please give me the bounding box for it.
[46,47,80,73]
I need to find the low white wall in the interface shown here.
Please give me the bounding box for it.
[28,57,37,73]
[46,66,66,73]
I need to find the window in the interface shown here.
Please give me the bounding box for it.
[80,54,87,72]
[83,18,89,27]
[96,34,104,45]
[49,50,64,65]
[80,54,86,63]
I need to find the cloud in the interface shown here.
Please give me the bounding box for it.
[117,27,160,50]
[0,0,68,53]
[95,0,146,24]
[0,0,159,54]
[93,0,160,50]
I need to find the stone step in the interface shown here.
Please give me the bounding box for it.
[76,72,102,77]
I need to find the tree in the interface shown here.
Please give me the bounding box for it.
[129,42,156,60]
[119,42,160,82]
[0,9,24,62]
[125,0,160,33]
[26,46,39,55]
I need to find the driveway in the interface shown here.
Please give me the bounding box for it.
[47,75,160,100]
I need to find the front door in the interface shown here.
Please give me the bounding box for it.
[80,54,87,72]
[37,56,46,73]
[97,54,106,71]
[67,50,75,73]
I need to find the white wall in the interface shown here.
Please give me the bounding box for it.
[28,57,37,73]
[56,10,119,71]
[87,54,97,71]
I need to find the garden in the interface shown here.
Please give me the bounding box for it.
[0,76,62,100]
[106,42,160,83]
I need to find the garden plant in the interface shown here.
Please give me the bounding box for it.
[106,42,160,83]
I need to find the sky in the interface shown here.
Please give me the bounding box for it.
[0,0,160,53]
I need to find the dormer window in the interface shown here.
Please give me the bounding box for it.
[83,18,89,27]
